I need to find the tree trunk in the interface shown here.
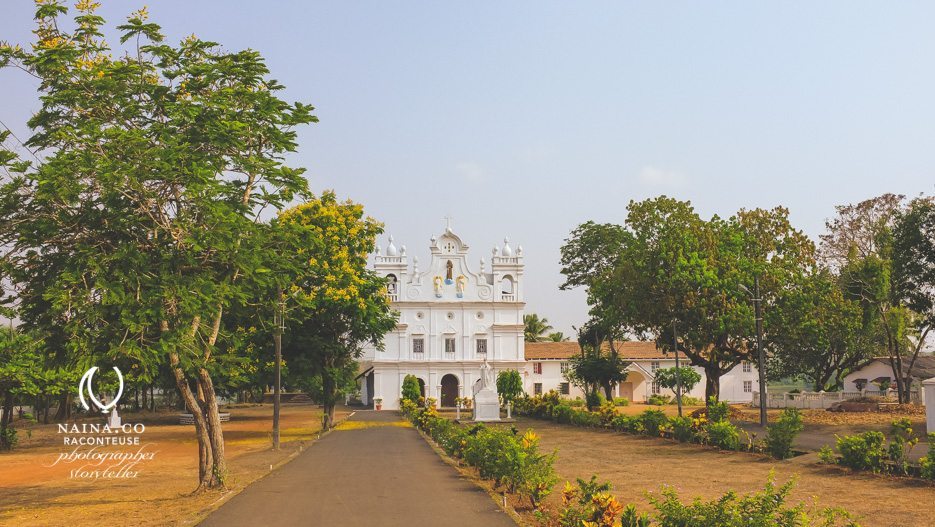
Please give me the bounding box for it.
[321,360,336,430]
[197,368,227,488]
[168,355,214,490]
[703,364,721,404]
[1,390,14,450]
[54,392,69,422]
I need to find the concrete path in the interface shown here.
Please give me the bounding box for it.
[200,411,515,527]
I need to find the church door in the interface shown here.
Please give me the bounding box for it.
[440,374,459,407]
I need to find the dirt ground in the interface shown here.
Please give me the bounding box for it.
[0,404,349,527]
[506,417,935,526]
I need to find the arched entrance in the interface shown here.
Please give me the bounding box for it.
[417,378,426,398]
[440,374,459,407]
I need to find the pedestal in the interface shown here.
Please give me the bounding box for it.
[107,409,122,428]
[923,377,935,434]
[473,388,500,422]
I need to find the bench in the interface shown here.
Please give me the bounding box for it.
[179,412,230,425]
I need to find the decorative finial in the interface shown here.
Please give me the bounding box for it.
[412,255,420,273]
[443,215,453,232]
[517,245,523,256]
[400,245,407,256]
[502,237,513,258]
[386,235,398,257]
[376,245,382,256]
[480,256,486,272]
[492,246,500,256]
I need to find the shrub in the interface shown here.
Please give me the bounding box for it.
[610,415,632,433]
[765,408,804,460]
[641,472,857,526]
[613,397,630,407]
[401,374,421,405]
[496,369,524,404]
[818,445,836,464]
[919,433,935,480]
[669,416,695,443]
[558,476,621,527]
[568,397,586,407]
[677,395,704,406]
[836,431,886,472]
[585,391,604,410]
[0,427,18,450]
[551,403,573,424]
[705,420,741,451]
[706,397,730,423]
[570,408,602,427]
[646,394,671,406]
[636,410,669,437]
[596,400,618,426]
[887,418,919,475]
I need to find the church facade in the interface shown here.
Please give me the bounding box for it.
[358,224,526,410]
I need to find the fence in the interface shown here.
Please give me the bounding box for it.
[753,388,923,409]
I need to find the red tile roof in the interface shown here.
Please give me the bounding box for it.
[524,341,668,360]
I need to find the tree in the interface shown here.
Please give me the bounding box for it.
[562,197,814,402]
[892,197,935,399]
[565,321,629,406]
[276,192,396,430]
[0,328,41,450]
[547,332,570,342]
[821,194,934,402]
[653,366,701,394]
[766,268,872,391]
[0,2,316,489]
[401,374,421,404]
[524,314,554,342]
[496,369,523,404]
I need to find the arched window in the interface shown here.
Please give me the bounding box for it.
[501,275,514,294]
[386,274,398,298]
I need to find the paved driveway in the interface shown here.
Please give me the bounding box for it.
[200,410,515,527]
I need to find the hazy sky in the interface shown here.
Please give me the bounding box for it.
[2,1,935,335]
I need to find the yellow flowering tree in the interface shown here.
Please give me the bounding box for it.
[273,191,396,429]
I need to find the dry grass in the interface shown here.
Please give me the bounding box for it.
[0,404,349,527]
[507,417,935,526]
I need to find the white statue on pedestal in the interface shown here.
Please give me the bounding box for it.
[472,359,501,422]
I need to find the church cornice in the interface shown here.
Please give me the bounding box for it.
[390,301,526,308]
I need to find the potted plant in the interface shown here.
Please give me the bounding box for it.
[374,397,383,411]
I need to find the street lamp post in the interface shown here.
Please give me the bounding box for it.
[272,288,285,450]
[672,319,683,418]
[741,276,768,427]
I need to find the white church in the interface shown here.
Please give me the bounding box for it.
[358,224,759,410]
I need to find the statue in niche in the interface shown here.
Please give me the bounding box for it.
[445,260,454,284]
[433,276,443,297]
[456,274,467,298]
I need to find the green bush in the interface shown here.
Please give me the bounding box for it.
[613,397,630,406]
[886,418,919,475]
[0,426,18,450]
[765,408,804,460]
[706,397,730,423]
[836,431,886,472]
[596,400,618,426]
[818,445,836,464]
[584,391,604,409]
[920,433,935,480]
[401,374,421,405]
[570,408,602,427]
[646,394,671,406]
[638,473,857,526]
[669,416,695,443]
[676,395,704,406]
[568,397,586,407]
[551,403,573,424]
[705,420,741,451]
[636,410,669,437]
[558,475,620,527]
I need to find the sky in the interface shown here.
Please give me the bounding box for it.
[2,1,935,335]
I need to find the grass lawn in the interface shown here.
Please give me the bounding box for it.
[504,416,935,526]
[0,404,349,526]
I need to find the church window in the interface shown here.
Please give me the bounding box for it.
[533,362,542,374]
[385,274,398,299]
[560,362,569,373]
[476,339,487,355]
[501,276,514,294]
[560,382,570,395]
[413,338,424,355]
[534,383,543,395]
[445,338,456,354]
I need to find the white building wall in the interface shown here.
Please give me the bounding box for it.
[841,361,895,392]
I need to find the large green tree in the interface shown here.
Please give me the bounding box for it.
[523,313,554,342]
[275,192,396,429]
[562,197,814,402]
[822,194,934,402]
[0,2,315,488]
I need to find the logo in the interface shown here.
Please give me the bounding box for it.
[78,366,124,414]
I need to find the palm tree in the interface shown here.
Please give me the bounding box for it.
[524,313,554,342]
[547,331,570,342]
